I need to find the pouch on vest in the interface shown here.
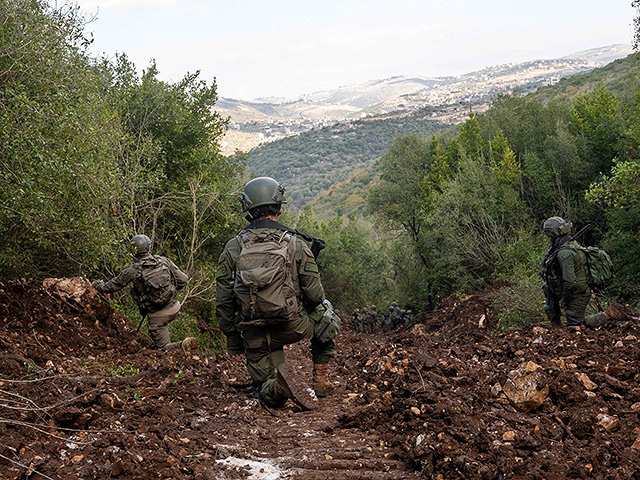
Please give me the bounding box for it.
[233,230,299,324]
[310,299,341,343]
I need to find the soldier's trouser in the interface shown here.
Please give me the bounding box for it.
[147,301,182,349]
[543,284,562,325]
[242,313,337,407]
[564,289,607,328]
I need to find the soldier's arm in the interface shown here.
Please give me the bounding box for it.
[164,257,189,290]
[558,249,577,301]
[96,266,137,293]
[296,239,325,310]
[215,241,240,336]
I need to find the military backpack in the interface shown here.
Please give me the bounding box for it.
[134,256,176,311]
[233,230,299,324]
[575,245,614,290]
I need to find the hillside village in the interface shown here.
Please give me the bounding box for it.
[217,45,632,154]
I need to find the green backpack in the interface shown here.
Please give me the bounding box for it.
[135,256,176,311]
[574,244,614,290]
[233,230,299,324]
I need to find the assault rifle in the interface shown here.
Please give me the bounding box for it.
[243,218,326,259]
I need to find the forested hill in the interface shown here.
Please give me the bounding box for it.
[530,52,640,102]
[246,110,450,206]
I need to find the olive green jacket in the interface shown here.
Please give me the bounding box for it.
[215,226,325,338]
[541,236,589,301]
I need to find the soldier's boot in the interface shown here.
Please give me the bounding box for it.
[313,363,334,398]
[181,337,199,353]
[545,310,562,328]
[272,363,317,411]
[604,303,634,321]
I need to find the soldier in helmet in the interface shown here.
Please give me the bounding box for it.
[93,235,197,352]
[215,177,338,411]
[352,308,362,333]
[540,216,629,328]
[364,305,378,333]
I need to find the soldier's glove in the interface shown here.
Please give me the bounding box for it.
[226,333,244,355]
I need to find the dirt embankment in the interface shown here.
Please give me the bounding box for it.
[1,278,639,479]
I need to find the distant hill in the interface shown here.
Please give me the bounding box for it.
[528,51,640,103]
[217,45,632,154]
[247,109,449,206]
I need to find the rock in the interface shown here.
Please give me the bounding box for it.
[597,414,619,432]
[411,324,426,335]
[502,431,517,442]
[631,402,640,411]
[42,277,94,301]
[523,361,542,372]
[577,373,597,391]
[411,407,421,415]
[502,367,549,412]
[532,326,548,335]
[478,314,486,327]
[632,436,640,452]
[624,335,637,341]
[614,341,624,348]
[491,383,502,396]
[551,359,566,369]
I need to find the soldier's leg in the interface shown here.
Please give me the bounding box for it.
[147,301,181,349]
[564,291,591,327]
[244,317,314,407]
[543,285,561,326]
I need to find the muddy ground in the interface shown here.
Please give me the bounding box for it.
[1,278,640,479]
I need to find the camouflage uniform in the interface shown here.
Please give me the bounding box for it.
[95,253,189,348]
[352,309,362,333]
[541,232,607,328]
[216,221,336,407]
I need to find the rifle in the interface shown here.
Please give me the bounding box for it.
[136,312,148,333]
[243,218,326,259]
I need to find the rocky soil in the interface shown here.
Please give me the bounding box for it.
[1,278,640,479]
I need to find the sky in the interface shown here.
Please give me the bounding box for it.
[72,0,636,100]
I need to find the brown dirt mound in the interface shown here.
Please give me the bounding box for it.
[1,279,640,479]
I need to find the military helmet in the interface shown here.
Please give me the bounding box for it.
[131,234,152,254]
[391,301,398,307]
[542,217,573,238]
[238,177,287,213]
[370,305,376,310]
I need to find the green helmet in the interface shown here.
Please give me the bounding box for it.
[542,217,573,238]
[131,234,152,254]
[238,177,287,213]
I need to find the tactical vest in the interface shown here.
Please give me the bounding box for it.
[233,230,300,325]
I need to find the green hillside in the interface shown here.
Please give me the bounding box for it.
[530,53,640,103]
[246,110,450,206]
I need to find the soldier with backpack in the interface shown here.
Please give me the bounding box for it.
[93,235,197,352]
[215,177,339,411]
[539,217,630,328]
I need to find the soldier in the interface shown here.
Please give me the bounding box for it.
[215,177,338,410]
[352,308,362,333]
[93,235,197,352]
[540,217,629,328]
[364,305,378,333]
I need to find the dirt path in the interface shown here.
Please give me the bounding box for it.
[1,278,640,479]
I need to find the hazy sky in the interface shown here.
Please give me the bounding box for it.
[73,0,635,100]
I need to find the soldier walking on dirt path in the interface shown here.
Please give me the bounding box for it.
[92,235,198,352]
[352,308,362,333]
[215,177,339,411]
[363,305,378,333]
[539,217,632,328]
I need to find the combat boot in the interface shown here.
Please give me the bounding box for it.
[313,363,334,398]
[272,363,317,411]
[604,303,633,321]
[545,310,562,328]
[181,337,199,353]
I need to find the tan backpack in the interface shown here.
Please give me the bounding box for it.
[233,230,300,324]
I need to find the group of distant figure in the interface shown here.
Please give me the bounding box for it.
[351,302,414,334]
